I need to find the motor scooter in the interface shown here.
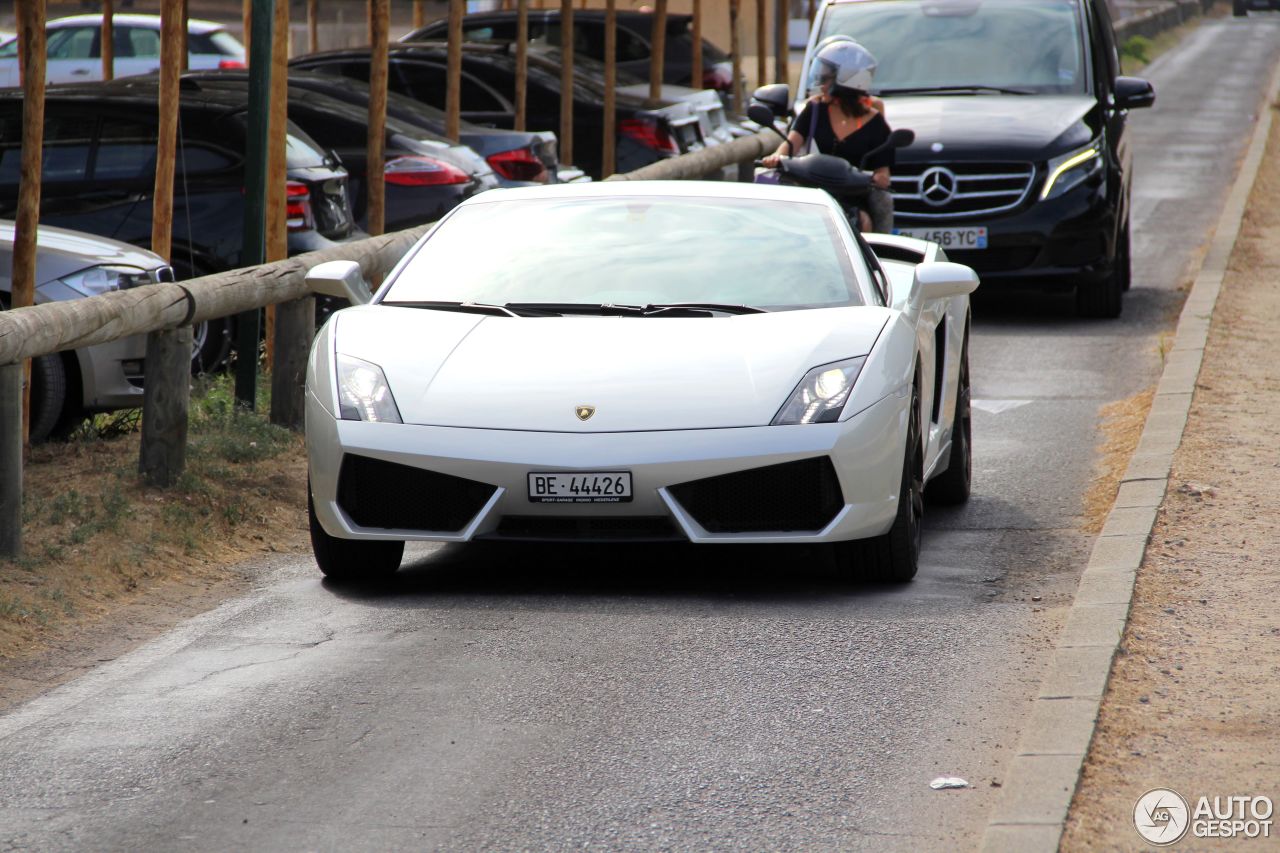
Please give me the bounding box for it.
[747,84,913,232]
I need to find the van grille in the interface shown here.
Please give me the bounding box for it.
[892,161,1036,220]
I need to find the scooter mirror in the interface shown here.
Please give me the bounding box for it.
[747,102,779,129]
[888,128,915,148]
[751,83,792,118]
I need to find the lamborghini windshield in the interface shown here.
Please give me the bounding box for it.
[817,0,1089,96]
[383,195,867,310]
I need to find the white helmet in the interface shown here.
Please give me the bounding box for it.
[806,39,877,94]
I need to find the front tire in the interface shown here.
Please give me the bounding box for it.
[1075,230,1126,318]
[308,487,404,582]
[928,328,972,505]
[835,379,923,583]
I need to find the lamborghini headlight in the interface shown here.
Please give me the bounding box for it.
[1040,139,1103,201]
[772,357,866,425]
[336,353,402,423]
[57,264,156,297]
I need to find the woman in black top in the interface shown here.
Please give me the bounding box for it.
[761,40,893,232]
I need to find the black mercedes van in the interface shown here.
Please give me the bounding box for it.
[802,0,1154,317]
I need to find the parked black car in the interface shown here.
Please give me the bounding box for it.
[0,81,364,367]
[258,69,584,186]
[804,0,1154,317]
[403,10,737,97]
[291,42,706,179]
[152,71,501,232]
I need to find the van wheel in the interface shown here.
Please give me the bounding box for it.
[1075,226,1127,319]
[27,354,68,444]
[190,318,233,374]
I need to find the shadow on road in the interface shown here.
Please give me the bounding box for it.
[319,539,907,605]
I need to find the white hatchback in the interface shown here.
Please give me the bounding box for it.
[0,14,245,87]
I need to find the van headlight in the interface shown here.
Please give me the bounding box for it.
[772,357,866,425]
[1040,139,1103,200]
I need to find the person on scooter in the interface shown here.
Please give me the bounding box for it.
[760,39,894,232]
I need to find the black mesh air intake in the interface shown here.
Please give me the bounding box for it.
[337,454,496,532]
[668,457,844,533]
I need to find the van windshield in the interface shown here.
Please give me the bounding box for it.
[817,0,1088,96]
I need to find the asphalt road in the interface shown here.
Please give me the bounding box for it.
[3,16,1280,852]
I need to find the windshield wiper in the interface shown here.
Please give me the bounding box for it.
[382,301,555,317]
[876,85,1036,96]
[639,303,765,315]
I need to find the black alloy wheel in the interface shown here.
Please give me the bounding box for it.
[308,483,405,582]
[927,327,972,505]
[1075,225,1126,318]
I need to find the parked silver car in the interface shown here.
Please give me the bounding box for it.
[0,222,172,442]
[0,14,245,87]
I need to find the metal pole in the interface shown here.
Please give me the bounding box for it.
[369,0,389,233]
[648,0,666,105]
[515,0,528,131]
[446,0,463,141]
[560,0,574,164]
[602,0,615,177]
[237,0,274,409]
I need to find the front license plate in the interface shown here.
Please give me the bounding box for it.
[528,472,633,503]
[893,226,988,250]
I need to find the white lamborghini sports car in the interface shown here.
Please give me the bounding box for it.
[304,181,978,583]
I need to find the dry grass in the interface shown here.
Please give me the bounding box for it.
[0,374,309,666]
[1082,386,1156,534]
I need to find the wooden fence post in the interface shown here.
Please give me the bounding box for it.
[140,0,190,488]
[270,300,314,430]
[102,0,114,81]
[515,0,528,131]
[369,0,389,234]
[729,0,743,115]
[138,328,192,486]
[648,0,666,105]
[446,0,463,141]
[309,0,319,53]
[756,0,767,89]
[602,0,615,177]
[15,0,47,455]
[0,364,21,558]
[560,0,574,164]
[265,0,289,372]
[691,0,702,93]
[774,0,787,85]
[413,0,425,29]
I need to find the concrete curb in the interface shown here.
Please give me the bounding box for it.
[977,33,1280,853]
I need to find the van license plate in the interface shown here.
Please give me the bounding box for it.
[893,226,988,249]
